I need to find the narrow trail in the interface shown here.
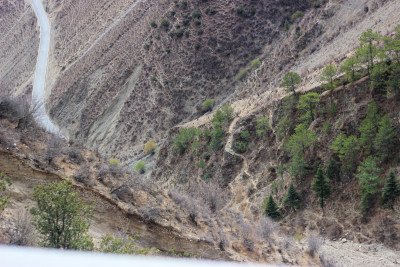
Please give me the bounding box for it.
[31,0,60,134]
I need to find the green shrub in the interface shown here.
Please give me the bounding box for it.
[134,161,146,174]
[236,69,248,80]
[256,115,271,141]
[221,104,234,122]
[205,8,216,15]
[236,5,249,17]
[174,127,202,154]
[109,158,120,165]
[327,103,337,115]
[291,10,304,21]
[284,19,290,31]
[192,9,201,19]
[0,173,11,212]
[235,141,248,153]
[169,10,176,16]
[184,29,190,37]
[202,99,215,112]
[150,20,157,28]
[197,29,204,35]
[100,234,150,255]
[194,18,201,26]
[194,42,201,50]
[143,43,150,50]
[209,127,225,150]
[202,171,212,181]
[144,141,157,155]
[161,19,170,29]
[323,120,332,134]
[197,160,206,169]
[180,0,188,9]
[251,59,261,69]
[174,28,184,37]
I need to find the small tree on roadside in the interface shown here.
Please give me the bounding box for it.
[0,173,12,213]
[382,170,400,210]
[311,167,331,216]
[263,195,281,221]
[30,180,93,250]
[282,183,302,211]
[280,72,301,96]
[320,64,337,91]
[356,156,382,214]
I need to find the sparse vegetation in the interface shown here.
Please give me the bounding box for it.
[134,161,146,174]
[251,59,261,69]
[109,158,120,165]
[202,99,215,113]
[0,173,12,213]
[144,141,157,155]
[236,69,248,81]
[291,10,304,21]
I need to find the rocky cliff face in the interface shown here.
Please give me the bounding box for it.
[0,0,39,97]
[41,0,400,168]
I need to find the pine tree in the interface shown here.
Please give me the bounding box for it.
[356,156,382,214]
[382,170,400,210]
[311,167,331,215]
[296,92,320,122]
[326,158,340,182]
[282,184,302,211]
[320,64,338,91]
[373,115,397,161]
[341,57,361,82]
[357,29,381,73]
[359,102,380,155]
[263,195,281,220]
[280,72,301,96]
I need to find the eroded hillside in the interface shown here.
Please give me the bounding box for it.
[0,0,39,97]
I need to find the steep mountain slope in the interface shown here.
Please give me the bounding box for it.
[0,0,39,97]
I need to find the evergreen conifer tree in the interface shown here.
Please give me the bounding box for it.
[311,167,331,215]
[326,158,340,182]
[356,156,382,213]
[282,184,302,211]
[263,195,281,221]
[373,115,397,161]
[382,170,400,210]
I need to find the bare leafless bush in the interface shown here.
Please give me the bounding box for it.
[44,135,63,163]
[168,189,200,224]
[138,206,161,223]
[189,181,228,213]
[0,96,40,129]
[256,216,277,242]
[320,254,337,267]
[95,162,108,178]
[67,146,84,164]
[109,163,123,178]
[307,233,323,256]
[73,164,93,185]
[8,209,35,246]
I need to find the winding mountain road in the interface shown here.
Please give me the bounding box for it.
[31,0,59,134]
